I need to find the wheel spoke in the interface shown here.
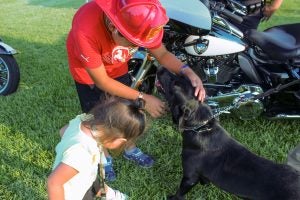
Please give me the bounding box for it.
[0,76,7,82]
[0,61,9,88]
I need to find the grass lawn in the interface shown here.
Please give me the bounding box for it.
[0,0,299,199]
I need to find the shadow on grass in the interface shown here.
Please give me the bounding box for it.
[27,0,85,9]
[0,33,80,199]
[0,141,50,199]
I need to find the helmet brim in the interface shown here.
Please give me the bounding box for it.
[96,0,167,49]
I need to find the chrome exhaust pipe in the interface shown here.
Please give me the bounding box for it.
[266,114,300,120]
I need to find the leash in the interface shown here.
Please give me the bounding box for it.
[252,79,300,100]
[182,79,300,133]
[181,105,233,133]
[95,145,106,200]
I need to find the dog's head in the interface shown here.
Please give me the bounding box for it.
[156,67,214,130]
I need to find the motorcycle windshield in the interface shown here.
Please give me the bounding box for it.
[161,0,212,32]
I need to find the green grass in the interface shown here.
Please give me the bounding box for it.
[0,0,299,199]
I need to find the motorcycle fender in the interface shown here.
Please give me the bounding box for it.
[238,53,262,84]
[0,42,17,55]
[185,35,245,56]
[161,0,212,31]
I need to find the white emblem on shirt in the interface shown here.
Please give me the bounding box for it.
[113,49,125,62]
[80,54,90,62]
[102,46,137,64]
[111,46,130,64]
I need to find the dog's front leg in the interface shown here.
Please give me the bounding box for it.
[168,176,198,200]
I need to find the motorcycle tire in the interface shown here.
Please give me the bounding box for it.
[0,54,20,95]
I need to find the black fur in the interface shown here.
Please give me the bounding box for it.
[156,68,300,200]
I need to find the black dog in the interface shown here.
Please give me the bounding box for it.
[156,68,300,200]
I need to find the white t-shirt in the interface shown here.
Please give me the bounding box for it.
[52,114,106,200]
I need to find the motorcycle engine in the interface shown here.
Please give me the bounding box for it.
[188,54,238,84]
[207,84,264,120]
[164,33,239,85]
[164,33,264,120]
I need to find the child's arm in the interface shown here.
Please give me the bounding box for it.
[47,163,78,200]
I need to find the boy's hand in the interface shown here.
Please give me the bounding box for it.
[143,94,166,118]
[183,67,206,102]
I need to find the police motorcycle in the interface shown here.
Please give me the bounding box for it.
[0,38,20,95]
[128,0,300,120]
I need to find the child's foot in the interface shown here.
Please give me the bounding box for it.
[104,156,116,182]
[106,186,128,200]
[123,147,154,168]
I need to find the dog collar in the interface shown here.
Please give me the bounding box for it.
[182,118,215,134]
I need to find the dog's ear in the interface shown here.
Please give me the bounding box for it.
[178,99,199,131]
[183,99,199,117]
[181,104,193,120]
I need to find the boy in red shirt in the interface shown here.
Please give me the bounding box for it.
[66,0,206,182]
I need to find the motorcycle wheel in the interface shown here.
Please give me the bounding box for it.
[0,54,20,95]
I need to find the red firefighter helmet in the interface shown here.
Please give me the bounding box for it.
[95,0,169,48]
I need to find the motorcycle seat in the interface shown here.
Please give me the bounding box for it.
[245,23,300,62]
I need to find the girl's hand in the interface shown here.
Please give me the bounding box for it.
[143,94,166,118]
[183,67,206,102]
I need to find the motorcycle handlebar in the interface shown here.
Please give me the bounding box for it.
[221,8,243,24]
[209,1,243,24]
